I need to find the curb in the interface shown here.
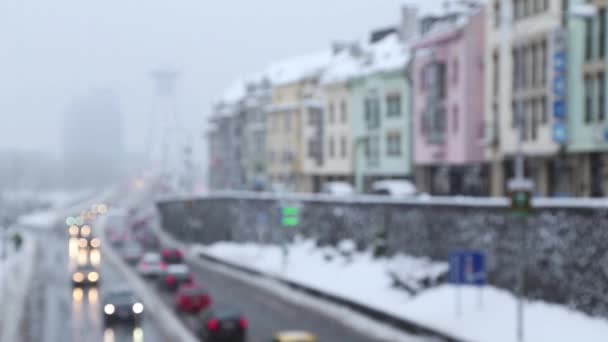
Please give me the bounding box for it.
[0,232,37,342]
[98,218,198,342]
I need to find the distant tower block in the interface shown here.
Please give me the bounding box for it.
[148,67,183,189]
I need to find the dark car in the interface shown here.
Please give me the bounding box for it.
[103,288,144,325]
[175,282,212,314]
[200,308,247,342]
[161,248,184,264]
[72,264,100,287]
[159,264,193,291]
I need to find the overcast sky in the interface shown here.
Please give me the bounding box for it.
[0,0,442,160]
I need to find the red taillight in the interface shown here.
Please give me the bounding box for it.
[239,317,248,330]
[176,250,183,258]
[141,262,148,271]
[207,319,219,331]
[162,250,170,258]
[159,262,167,270]
[166,275,176,285]
[201,295,211,308]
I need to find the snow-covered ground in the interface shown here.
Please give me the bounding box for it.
[197,239,608,342]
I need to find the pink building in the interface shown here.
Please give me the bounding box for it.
[412,8,486,195]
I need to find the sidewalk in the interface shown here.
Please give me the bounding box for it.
[193,239,608,342]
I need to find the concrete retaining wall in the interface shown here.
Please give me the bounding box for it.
[157,192,608,319]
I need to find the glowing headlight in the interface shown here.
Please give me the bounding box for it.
[132,302,144,314]
[104,304,115,315]
[69,225,79,237]
[78,238,88,248]
[87,271,99,282]
[81,225,91,237]
[91,238,100,248]
[72,272,84,283]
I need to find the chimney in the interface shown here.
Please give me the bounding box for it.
[400,5,419,42]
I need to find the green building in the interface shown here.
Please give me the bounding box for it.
[567,0,608,197]
[350,33,413,192]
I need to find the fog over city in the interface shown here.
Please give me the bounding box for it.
[0,0,429,160]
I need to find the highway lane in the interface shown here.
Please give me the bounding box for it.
[24,224,165,342]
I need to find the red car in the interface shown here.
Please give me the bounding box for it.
[175,283,211,314]
[161,248,184,264]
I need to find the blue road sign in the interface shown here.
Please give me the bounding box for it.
[553,77,566,97]
[553,122,567,144]
[553,52,566,72]
[553,100,566,119]
[449,251,486,286]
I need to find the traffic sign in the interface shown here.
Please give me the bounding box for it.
[553,100,566,119]
[553,77,566,97]
[449,251,486,286]
[280,206,299,227]
[553,122,567,144]
[508,178,534,215]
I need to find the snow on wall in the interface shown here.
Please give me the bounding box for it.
[157,193,608,320]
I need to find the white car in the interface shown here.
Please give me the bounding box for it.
[320,182,355,196]
[136,252,166,278]
[370,180,417,198]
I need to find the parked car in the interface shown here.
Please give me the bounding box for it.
[370,180,417,198]
[136,252,166,279]
[200,308,247,342]
[175,283,212,314]
[320,182,355,196]
[102,288,144,325]
[72,264,100,287]
[272,331,318,342]
[159,264,192,291]
[161,248,184,264]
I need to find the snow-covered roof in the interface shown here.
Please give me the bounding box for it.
[359,33,410,76]
[401,0,484,17]
[320,45,364,85]
[265,49,333,86]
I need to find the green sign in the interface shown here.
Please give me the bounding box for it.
[510,190,532,215]
[280,206,299,227]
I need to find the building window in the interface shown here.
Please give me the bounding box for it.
[600,8,607,59]
[386,94,402,117]
[512,100,517,128]
[540,96,548,124]
[599,72,606,121]
[367,136,380,166]
[308,109,317,126]
[329,102,335,124]
[365,96,381,129]
[340,136,347,158]
[522,101,530,141]
[452,59,459,85]
[531,100,538,141]
[585,75,594,123]
[453,105,459,133]
[307,140,316,158]
[494,1,501,28]
[540,40,547,86]
[328,137,335,158]
[531,44,538,86]
[493,51,500,96]
[340,101,348,123]
[386,132,402,156]
[585,19,593,61]
[268,151,275,162]
[284,112,291,131]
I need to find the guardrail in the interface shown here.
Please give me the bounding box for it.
[97,217,198,342]
[0,232,37,342]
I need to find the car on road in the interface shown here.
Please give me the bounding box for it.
[175,283,211,314]
[121,243,144,266]
[271,331,318,342]
[161,247,184,264]
[102,288,144,325]
[160,264,193,291]
[136,252,166,278]
[72,264,100,287]
[200,308,247,342]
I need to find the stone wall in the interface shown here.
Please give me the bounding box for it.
[157,192,608,318]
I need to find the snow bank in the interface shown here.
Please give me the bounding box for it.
[200,240,608,342]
